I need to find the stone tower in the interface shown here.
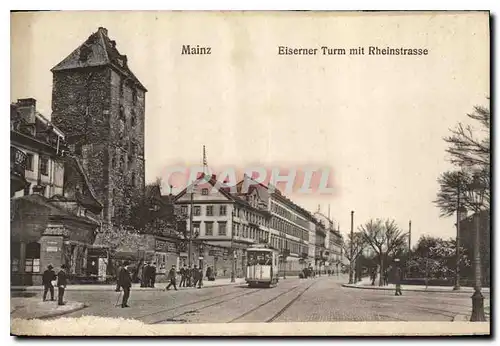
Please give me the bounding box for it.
[51,27,146,227]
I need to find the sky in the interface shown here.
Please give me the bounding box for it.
[11,11,489,244]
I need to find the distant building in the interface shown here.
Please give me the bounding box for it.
[173,174,272,278]
[50,27,147,229]
[10,99,103,285]
[237,175,311,276]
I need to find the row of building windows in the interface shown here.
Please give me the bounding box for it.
[192,221,227,236]
[182,204,228,217]
[270,201,309,228]
[233,207,268,227]
[270,216,309,241]
[233,223,269,243]
[270,235,307,255]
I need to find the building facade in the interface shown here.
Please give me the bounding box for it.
[11,99,65,199]
[173,174,272,278]
[50,27,146,228]
[11,99,103,285]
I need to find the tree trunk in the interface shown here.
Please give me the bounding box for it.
[379,255,384,286]
[348,259,354,284]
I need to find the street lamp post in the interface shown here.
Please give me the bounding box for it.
[454,205,467,291]
[466,172,486,322]
[348,210,354,284]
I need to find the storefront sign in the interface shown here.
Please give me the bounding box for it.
[155,240,167,252]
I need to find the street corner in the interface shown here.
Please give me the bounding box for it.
[11,297,86,320]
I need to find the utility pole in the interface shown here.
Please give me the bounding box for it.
[408,220,412,278]
[349,210,354,284]
[453,185,461,290]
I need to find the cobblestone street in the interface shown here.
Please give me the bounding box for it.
[52,276,488,324]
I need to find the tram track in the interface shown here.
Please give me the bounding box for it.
[147,287,264,324]
[229,280,317,323]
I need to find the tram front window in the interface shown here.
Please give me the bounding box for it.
[247,252,272,266]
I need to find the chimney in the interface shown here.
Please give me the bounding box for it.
[98,27,108,36]
[16,98,36,124]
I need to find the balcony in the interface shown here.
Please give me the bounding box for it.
[10,147,28,195]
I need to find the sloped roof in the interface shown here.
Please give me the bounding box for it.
[51,27,147,92]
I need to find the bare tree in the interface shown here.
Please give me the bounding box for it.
[444,103,490,169]
[443,102,490,209]
[342,231,365,284]
[360,219,407,286]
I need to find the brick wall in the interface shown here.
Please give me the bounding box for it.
[52,65,145,228]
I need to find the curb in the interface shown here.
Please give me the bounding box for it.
[452,314,470,322]
[37,303,87,320]
[341,283,479,294]
[11,303,87,320]
[12,281,246,293]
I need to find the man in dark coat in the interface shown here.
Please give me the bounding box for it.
[57,264,68,306]
[115,261,122,292]
[118,261,132,308]
[393,259,403,296]
[42,264,56,301]
[149,262,157,288]
[141,262,149,288]
[165,265,178,291]
[206,266,214,281]
[192,265,199,287]
[179,266,186,287]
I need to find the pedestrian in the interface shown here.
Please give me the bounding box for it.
[384,268,389,286]
[192,265,198,287]
[327,269,331,276]
[186,266,192,287]
[42,264,56,301]
[370,268,376,286]
[141,262,149,288]
[115,261,122,292]
[149,262,156,288]
[393,259,403,296]
[197,266,203,289]
[118,260,132,308]
[206,266,214,281]
[179,265,187,287]
[165,265,178,291]
[57,264,68,306]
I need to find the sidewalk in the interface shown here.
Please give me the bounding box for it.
[342,278,491,294]
[453,305,491,322]
[11,297,86,320]
[12,277,247,292]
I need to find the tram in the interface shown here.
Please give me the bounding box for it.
[245,244,279,288]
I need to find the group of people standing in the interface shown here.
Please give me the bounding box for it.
[140,262,157,288]
[114,262,218,308]
[369,260,403,296]
[166,264,216,291]
[41,264,68,306]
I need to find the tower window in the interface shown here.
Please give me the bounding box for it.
[132,89,137,105]
[130,111,136,127]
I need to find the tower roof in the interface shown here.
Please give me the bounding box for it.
[51,27,147,92]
